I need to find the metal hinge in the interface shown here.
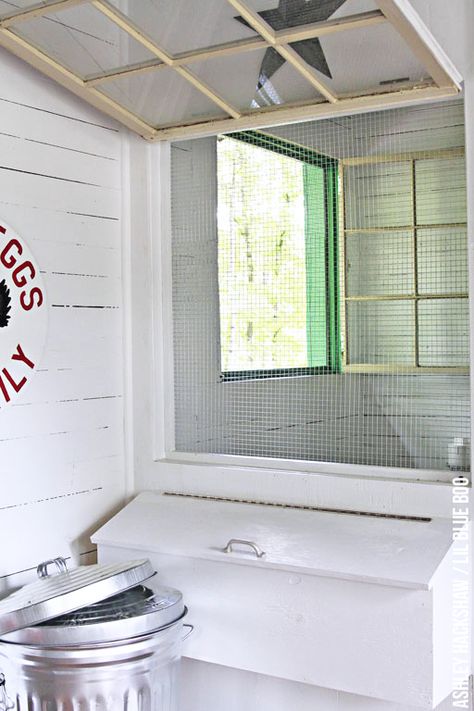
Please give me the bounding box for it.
[162,491,431,522]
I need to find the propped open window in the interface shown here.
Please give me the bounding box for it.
[217,133,340,380]
[0,0,462,140]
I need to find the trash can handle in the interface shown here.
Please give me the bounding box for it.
[37,557,68,579]
[223,539,266,558]
[0,673,15,710]
[182,624,194,642]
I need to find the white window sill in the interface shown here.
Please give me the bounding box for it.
[158,450,463,485]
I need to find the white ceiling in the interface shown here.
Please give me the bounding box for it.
[0,0,462,139]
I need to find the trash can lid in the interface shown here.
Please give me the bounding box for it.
[0,557,155,636]
[2,576,186,646]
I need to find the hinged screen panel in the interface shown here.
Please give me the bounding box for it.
[342,151,468,371]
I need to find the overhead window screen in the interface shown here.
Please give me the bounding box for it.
[0,0,460,139]
[170,99,470,474]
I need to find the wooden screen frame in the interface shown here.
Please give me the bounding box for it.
[339,146,469,375]
[0,0,463,141]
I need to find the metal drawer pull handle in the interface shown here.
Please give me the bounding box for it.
[223,539,266,558]
[182,624,194,642]
[37,557,68,579]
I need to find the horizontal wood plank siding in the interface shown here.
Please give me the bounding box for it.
[0,49,126,591]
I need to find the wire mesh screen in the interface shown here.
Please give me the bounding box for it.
[170,99,470,472]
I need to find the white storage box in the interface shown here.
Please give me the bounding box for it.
[92,492,459,708]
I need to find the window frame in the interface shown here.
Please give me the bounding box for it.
[149,135,468,488]
[340,147,469,375]
[218,130,341,382]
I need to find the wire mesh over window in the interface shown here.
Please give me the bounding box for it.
[217,134,339,379]
[342,152,468,371]
[170,99,470,474]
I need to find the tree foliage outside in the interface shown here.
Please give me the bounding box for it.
[217,136,311,373]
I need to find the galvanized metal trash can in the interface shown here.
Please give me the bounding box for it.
[0,558,189,711]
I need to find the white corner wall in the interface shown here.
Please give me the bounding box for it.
[0,49,129,593]
[0,1,469,709]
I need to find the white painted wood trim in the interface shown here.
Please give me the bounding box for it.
[158,451,458,484]
[226,0,275,43]
[91,0,171,63]
[85,58,167,87]
[272,43,338,103]
[375,0,463,89]
[275,10,386,42]
[343,365,470,375]
[151,142,176,459]
[174,66,241,119]
[120,134,136,498]
[342,146,466,165]
[142,459,461,519]
[152,86,460,141]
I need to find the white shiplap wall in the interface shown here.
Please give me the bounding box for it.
[0,49,127,593]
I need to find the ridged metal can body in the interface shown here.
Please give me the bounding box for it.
[0,624,183,711]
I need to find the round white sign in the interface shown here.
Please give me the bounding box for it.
[0,220,47,406]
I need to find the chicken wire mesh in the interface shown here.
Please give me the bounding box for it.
[170,99,469,473]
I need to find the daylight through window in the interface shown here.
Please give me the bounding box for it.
[217,133,340,380]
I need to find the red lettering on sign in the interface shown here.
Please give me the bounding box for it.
[13,260,36,288]
[0,225,43,314]
[20,287,43,311]
[0,220,46,405]
[2,368,27,394]
[0,345,35,404]
[12,344,35,370]
[0,375,9,403]
[1,238,22,268]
